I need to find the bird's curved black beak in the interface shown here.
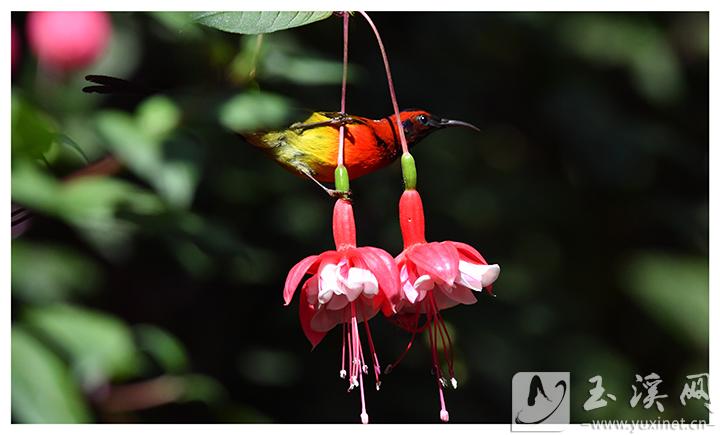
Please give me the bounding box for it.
[438,118,482,132]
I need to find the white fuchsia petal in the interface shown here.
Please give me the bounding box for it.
[318,263,340,304]
[403,279,419,303]
[347,267,379,297]
[456,261,501,291]
[414,274,435,291]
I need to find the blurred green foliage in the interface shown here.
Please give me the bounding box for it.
[11,12,708,423]
[12,327,91,423]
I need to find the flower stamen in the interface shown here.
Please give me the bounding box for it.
[426,297,450,422]
[430,295,456,382]
[385,309,423,374]
[340,323,347,379]
[361,308,382,387]
[347,302,370,424]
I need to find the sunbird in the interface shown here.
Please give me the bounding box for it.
[243,110,481,196]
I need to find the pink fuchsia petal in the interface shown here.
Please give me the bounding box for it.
[351,247,400,302]
[355,246,401,315]
[457,261,500,291]
[304,275,319,305]
[450,241,489,265]
[284,255,319,305]
[311,304,349,332]
[407,241,460,286]
[299,286,326,348]
[326,294,349,310]
[436,284,477,308]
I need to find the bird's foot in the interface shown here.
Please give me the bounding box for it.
[290,113,357,133]
[327,188,352,201]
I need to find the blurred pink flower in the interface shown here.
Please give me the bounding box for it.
[386,189,500,422]
[284,198,400,424]
[11,24,21,71]
[27,11,111,72]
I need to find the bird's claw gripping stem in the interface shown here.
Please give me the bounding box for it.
[290,113,358,133]
[328,189,353,200]
[301,168,352,200]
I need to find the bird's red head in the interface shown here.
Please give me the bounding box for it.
[393,109,481,147]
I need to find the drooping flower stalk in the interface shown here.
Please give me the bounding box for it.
[284,13,401,424]
[357,11,408,156]
[358,11,501,422]
[336,11,349,168]
[357,11,417,190]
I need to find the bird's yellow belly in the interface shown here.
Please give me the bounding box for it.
[252,112,396,183]
[280,130,390,182]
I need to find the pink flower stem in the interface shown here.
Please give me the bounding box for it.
[334,11,350,192]
[337,11,349,167]
[357,11,409,154]
[358,11,417,189]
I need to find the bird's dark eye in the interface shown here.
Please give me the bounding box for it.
[417,114,429,125]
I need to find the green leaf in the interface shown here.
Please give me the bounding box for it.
[96,111,160,178]
[193,11,332,34]
[12,326,91,423]
[11,162,64,214]
[11,161,163,222]
[51,134,90,168]
[96,110,201,208]
[180,374,225,404]
[219,91,292,132]
[263,54,350,85]
[26,304,142,386]
[11,241,101,304]
[11,93,56,161]
[624,251,708,349]
[135,324,189,373]
[136,95,182,140]
[12,160,164,258]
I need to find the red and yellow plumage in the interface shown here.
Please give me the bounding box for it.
[243,109,480,189]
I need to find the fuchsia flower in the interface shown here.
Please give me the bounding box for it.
[385,189,500,422]
[284,198,400,424]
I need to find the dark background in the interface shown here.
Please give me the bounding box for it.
[11,12,709,423]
